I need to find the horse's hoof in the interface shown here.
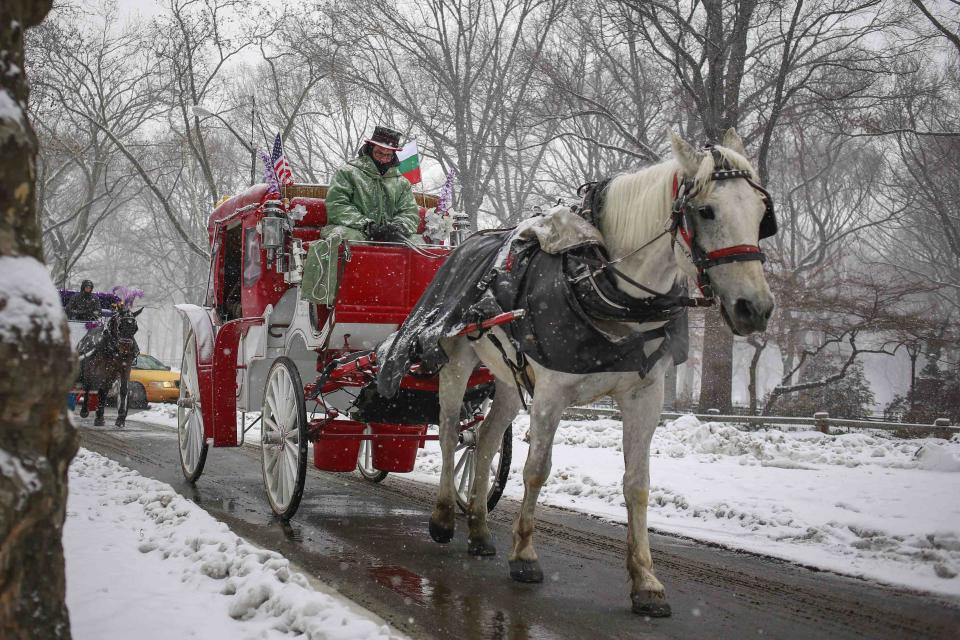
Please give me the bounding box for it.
[467,537,496,557]
[115,421,125,429]
[79,409,89,418]
[93,417,105,427]
[509,559,543,583]
[429,519,454,544]
[631,591,672,618]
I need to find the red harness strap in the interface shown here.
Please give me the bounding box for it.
[704,244,763,261]
[672,172,763,261]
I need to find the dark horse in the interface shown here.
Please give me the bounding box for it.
[78,306,142,427]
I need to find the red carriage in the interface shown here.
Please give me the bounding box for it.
[174,183,515,520]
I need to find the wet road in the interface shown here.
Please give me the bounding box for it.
[79,416,960,640]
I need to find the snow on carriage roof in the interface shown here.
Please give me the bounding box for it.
[207,183,272,230]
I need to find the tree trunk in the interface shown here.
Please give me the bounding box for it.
[748,339,766,416]
[1,2,79,638]
[698,308,734,413]
[907,344,919,411]
[663,365,677,410]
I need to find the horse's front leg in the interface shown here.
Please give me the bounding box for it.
[429,337,479,544]
[94,385,106,427]
[509,383,570,583]
[466,379,522,557]
[616,372,671,617]
[116,371,128,428]
[79,381,89,418]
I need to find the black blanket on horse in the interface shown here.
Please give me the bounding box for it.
[376,229,689,399]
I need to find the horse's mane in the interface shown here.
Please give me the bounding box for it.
[600,145,757,258]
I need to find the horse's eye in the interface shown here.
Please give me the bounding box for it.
[698,205,715,220]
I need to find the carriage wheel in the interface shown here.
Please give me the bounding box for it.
[178,330,208,483]
[454,420,513,514]
[260,357,308,520]
[356,425,388,483]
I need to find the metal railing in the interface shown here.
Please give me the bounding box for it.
[561,406,959,435]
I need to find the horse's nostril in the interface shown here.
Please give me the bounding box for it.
[734,298,755,320]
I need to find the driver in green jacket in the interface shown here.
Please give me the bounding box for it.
[322,126,421,243]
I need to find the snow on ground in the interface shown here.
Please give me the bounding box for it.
[65,448,403,640]
[412,415,960,599]
[133,404,960,598]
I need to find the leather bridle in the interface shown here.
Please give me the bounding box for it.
[574,146,777,303]
[670,147,776,298]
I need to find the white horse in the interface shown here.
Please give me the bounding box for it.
[428,129,775,617]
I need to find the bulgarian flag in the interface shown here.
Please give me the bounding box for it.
[397,140,422,185]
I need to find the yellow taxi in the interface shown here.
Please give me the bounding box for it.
[129,354,181,405]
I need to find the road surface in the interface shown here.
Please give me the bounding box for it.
[79,415,960,639]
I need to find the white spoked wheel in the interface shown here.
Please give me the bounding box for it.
[178,330,208,483]
[261,357,308,520]
[357,425,388,483]
[454,420,513,514]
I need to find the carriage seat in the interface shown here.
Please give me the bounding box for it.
[288,196,428,243]
[289,197,327,241]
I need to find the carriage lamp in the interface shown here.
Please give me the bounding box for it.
[451,211,470,245]
[260,200,291,270]
[261,203,286,250]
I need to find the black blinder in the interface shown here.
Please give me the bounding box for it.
[758,198,777,240]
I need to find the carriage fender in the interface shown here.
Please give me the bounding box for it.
[174,304,216,365]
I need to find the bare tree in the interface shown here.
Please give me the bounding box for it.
[608,0,916,411]
[762,271,934,413]
[330,0,568,228]
[910,0,960,57]
[0,1,79,636]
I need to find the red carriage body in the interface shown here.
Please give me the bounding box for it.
[173,183,511,520]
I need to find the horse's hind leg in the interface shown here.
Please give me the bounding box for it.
[430,337,479,543]
[466,380,522,556]
[617,376,671,617]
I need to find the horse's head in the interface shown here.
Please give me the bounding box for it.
[109,306,142,354]
[670,129,775,335]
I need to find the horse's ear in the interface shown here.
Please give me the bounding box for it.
[132,308,143,317]
[722,128,746,156]
[670,131,702,176]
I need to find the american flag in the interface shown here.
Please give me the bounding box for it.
[259,149,280,198]
[271,133,293,186]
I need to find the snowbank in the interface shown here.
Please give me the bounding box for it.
[65,449,402,640]
[0,255,65,343]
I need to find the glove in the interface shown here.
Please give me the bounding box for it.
[363,220,380,239]
[380,222,407,242]
[367,221,407,243]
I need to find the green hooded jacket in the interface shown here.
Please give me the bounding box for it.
[325,155,420,235]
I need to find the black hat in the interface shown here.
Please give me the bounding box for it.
[365,126,404,151]
[81,279,94,290]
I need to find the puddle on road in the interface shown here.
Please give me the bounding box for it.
[366,563,555,640]
[369,564,434,605]
[185,487,237,514]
